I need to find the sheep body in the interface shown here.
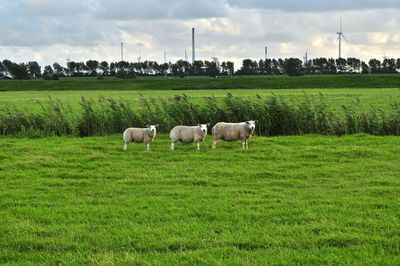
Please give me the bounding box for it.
[123,124,158,151]
[212,121,256,149]
[170,124,209,150]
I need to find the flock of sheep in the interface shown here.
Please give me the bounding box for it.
[123,120,257,151]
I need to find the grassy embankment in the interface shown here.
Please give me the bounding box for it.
[0,74,399,91]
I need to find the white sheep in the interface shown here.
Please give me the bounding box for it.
[123,124,159,151]
[170,124,209,150]
[212,120,256,150]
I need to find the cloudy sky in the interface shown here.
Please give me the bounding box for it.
[0,0,399,69]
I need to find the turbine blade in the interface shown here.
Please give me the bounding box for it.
[340,17,343,32]
[342,34,348,42]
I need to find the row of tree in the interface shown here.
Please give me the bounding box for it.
[238,57,400,75]
[1,57,399,79]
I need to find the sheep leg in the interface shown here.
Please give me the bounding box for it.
[245,139,249,149]
[171,142,175,150]
[196,142,200,151]
[146,143,150,151]
[212,140,217,149]
[123,143,128,150]
[242,140,246,150]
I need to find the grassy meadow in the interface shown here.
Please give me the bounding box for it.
[0,134,399,265]
[0,75,399,264]
[1,75,399,115]
[0,74,399,92]
[1,88,400,114]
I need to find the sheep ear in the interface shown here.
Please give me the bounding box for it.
[155,124,159,127]
[245,121,250,124]
[255,120,258,123]
[198,123,201,127]
[206,123,210,126]
[145,124,150,128]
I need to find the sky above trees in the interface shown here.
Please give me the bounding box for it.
[0,0,399,69]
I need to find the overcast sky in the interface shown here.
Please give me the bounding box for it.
[0,0,399,69]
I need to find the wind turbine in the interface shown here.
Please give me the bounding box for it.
[336,17,348,59]
[382,49,388,60]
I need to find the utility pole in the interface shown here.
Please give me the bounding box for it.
[121,42,123,61]
[192,28,195,65]
[265,46,268,60]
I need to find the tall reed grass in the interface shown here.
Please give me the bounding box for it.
[1,94,399,137]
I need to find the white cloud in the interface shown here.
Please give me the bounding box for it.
[92,0,227,20]
[368,32,390,44]
[312,36,329,47]
[227,0,400,12]
[0,0,399,69]
[188,18,241,36]
[279,42,298,54]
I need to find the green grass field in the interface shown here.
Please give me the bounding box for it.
[0,74,399,91]
[0,135,399,265]
[1,88,400,114]
[1,75,399,114]
[1,75,399,264]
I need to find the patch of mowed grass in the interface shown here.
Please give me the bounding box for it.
[0,135,399,265]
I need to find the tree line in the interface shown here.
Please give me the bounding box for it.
[1,57,399,80]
